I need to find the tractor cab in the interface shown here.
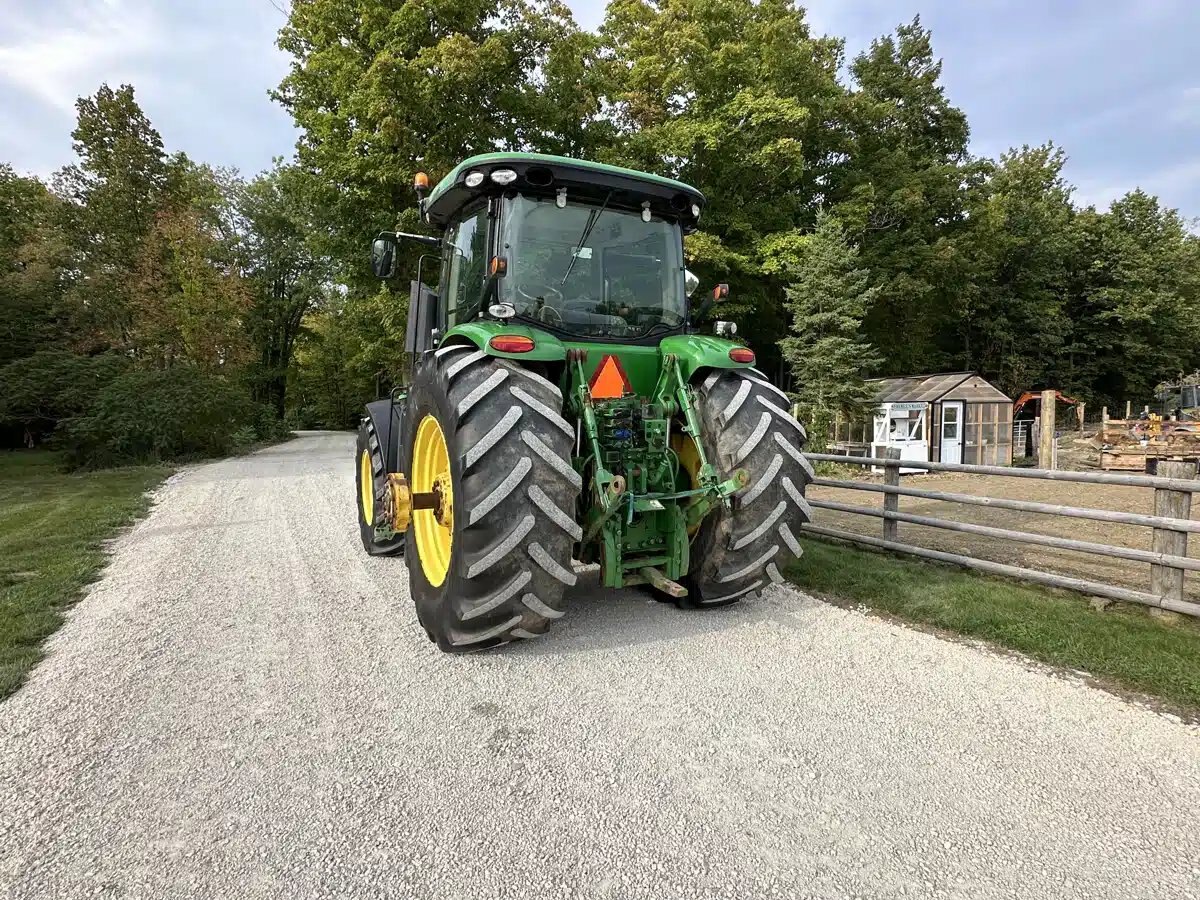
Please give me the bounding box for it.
[356,154,811,653]
[370,153,721,355]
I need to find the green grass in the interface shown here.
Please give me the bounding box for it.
[788,537,1200,713]
[0,451,168,699]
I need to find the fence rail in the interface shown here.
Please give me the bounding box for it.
[803,450,1200,617]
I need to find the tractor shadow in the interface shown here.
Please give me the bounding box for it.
[503,565,800,658]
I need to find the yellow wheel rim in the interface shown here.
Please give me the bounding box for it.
[412,414,453,587]
[360,449,375,527]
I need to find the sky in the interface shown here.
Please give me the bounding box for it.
[2,0,1198,219]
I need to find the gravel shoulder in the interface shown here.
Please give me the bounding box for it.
[1,432,1198,900]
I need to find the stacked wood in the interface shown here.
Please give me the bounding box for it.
[1096,408,1200,470]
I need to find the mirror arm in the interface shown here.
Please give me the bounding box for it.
[691,283,729,324]
[381,230,442,249]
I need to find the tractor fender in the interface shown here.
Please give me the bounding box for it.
[363,396,408,476]
[658,334,756,384]
[442,321,568,362]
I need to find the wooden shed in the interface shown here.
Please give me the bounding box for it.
[866,372,1014,467]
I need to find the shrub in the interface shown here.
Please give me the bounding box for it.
[0,351,131,441]
[252,403,292,442]
[64,367,255,468]
[231,425,259,450]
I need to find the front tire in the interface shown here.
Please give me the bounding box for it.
[406,346,582,651]
[681,369,813,607]
[356,417,405,556]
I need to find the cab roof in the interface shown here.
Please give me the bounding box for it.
[423,152,706,231]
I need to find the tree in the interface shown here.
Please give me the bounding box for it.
[829,17,978,375]
[0,350,129,441]
[1064,191,1200,406]
[239,165,330,416]
[779,213,881,430]
[55,84,169,352]
[597,0,847,379]
[949,144,1075,394]
[274,0,587,295]
[290,298,385,429]
[0,166,69,366]
[128,202,251,372]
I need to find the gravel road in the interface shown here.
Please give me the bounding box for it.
[2,432,1198,900]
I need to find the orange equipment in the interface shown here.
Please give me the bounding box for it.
[1013,390,1078,415]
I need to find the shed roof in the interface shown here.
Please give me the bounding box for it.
[868,372,1012,404]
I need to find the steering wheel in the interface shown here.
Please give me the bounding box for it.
[516,281,564,306]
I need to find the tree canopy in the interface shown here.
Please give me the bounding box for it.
[2,4,1198,461]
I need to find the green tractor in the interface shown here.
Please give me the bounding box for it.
[355,153,812,651]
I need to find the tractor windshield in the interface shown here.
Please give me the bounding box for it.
[498,193,687,339]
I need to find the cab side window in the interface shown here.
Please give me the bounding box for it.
[443,204,488,328]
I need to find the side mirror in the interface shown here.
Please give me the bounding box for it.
[692,282,730,322]
[370,235,398,279]
[685,269,700,297]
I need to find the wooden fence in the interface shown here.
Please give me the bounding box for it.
[802,450,1200,617]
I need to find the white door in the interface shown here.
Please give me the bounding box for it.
[940,401,963,464]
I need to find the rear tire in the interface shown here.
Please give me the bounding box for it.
[681,369,813,607]
[406,346,581,652]
[356,417,405,556]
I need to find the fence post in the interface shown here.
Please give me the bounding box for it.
[1038,390,1056,470]
[1150,460,1197,613]
[883,447,901,541]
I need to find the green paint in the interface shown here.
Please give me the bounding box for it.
[658,334,755,382]
[444,321,567,362]
[445,323,753,394]
[396,154,759,592]
[561,349,744,589]
[428,152,705,210]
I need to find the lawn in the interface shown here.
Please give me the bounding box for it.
[0,451,168,699]
[788,536,1200,714]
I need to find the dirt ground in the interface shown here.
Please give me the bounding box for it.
[809,469,1200,602]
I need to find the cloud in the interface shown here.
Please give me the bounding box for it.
[0,0,297,179]
[1072,159,1200,217]
[1169,86,1200,126]
[0,0,163,115]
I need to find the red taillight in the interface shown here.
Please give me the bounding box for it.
[489,335,534,353]
[729,347,755,364]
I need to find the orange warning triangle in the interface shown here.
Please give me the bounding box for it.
[589,354,632,400]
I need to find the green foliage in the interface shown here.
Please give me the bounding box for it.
[239,165,331,416]
[54,84,170,352]
[0,351,130,436]
[64,368,255,468]
[290,297,388,429]
[830,18,977,375]
[274,0,588,295]
[1063,192,1200,406]
[598,0,845,376]
[950,144,1075,394]
[779,214,881,420]
[3,7,1200,463]
[0,166,69,366]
